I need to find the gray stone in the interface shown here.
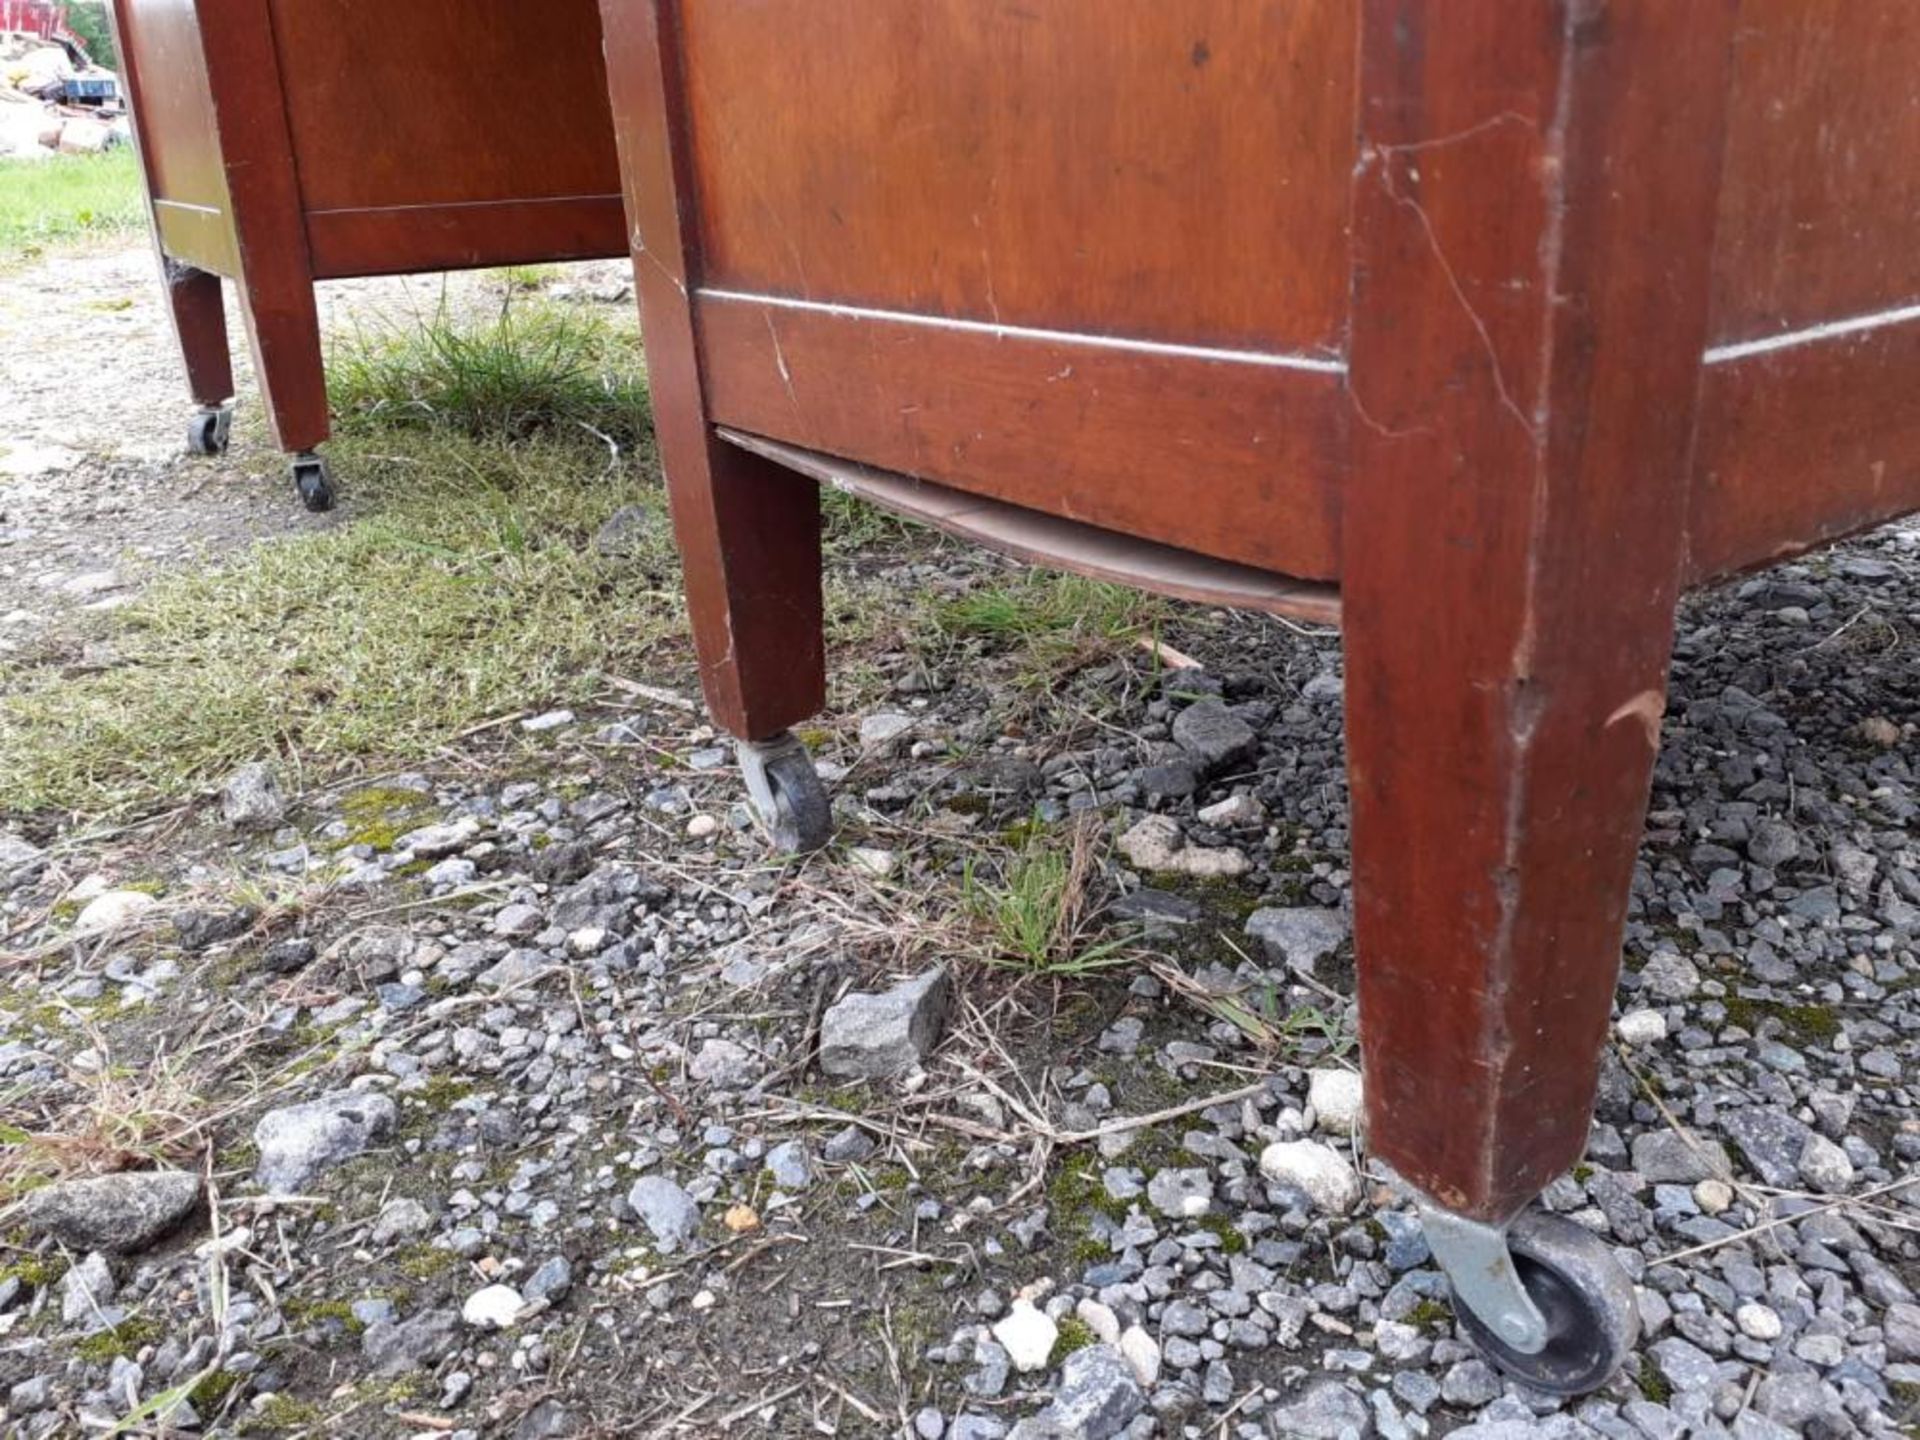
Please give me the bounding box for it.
[594,505,654,559]
[1796,1133,1854,1194]
[1885,1302,1920,1363]
[859,711,916,747]
[1146,1167,1213,1219]
[1172,700,1256,772]
[60,1251,116,1325]
[689,1038,758,1088]
[1440,1359,1503,1409]
[819,968,950,1078]
[1649,1337,1718,1393]
[1639,952,1700,1001]
[1265,1380,1373,1440]
[0,832,47,891]
[477,948,553,991]
[221,762,286,831]
[1245,906,1349,973]
[21,1171,200,1254]
[915,1407,946,1440]
[950,1419,1008,1440]
[524,1256,572,1305]
[9,1375,53,1412]
[628,1175,700,1251]
[515,1400,580,1440]
[173,906,255,951]
[1752,1373,1846,1433]
[1720,1107,1814,1189]
[362,1309,460,1374]
[1747,819,1801,870]
[822,1125,876,1164]
[261,937,317,974]
[253,1089,398,1194]
[1630,1131,1731,1185]
[1032,1344,1144,1440]
[765,1141,814,1190]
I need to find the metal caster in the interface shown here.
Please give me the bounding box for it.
[292,452,334,513]
[737,731,831,854]
[187,406,232,456]
[1424,1205,1639,1396]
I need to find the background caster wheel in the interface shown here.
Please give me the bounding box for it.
[187,406,231,456]
[292,453,334,513]
[737,732,831,853]
[1453,1212,1640,1396]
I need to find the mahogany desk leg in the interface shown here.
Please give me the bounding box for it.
[162,259,235,458]
[1342,0,1735,1392]
[600,0,830,851]
[232,274,333,513]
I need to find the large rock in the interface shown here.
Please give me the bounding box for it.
[20,1171,200,1254]
[253,1090,397,1194]
[221,762,286,832]
[819,968,951,1078]
[1630,1131,1730,1185]
[0,832,46,892]
[1116,815,1250,880]
[1014,1344,1144,1440]
[1259,1140,1361,1213]
[1171,700,1256,773]
[1720,1106,1814,1188]
[627,1174,700,1252]
[1246,907,1349,973]
[73,890,157,937]
[991,1299,1057,1374]
[362,1308,460,1374]
[1308,1069,1365,1137]
[1265,1381,1373,1440]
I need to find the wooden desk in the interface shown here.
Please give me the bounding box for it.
[111,0,625,509]
[598,0,1919,1392]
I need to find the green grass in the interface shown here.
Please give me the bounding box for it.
[329,298,651,448]
[962,820,1135,976]
[934,571,1165,686]
[0,433,678,819]
[0,149,144,258]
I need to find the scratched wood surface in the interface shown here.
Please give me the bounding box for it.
[603,0,1916,1222]
[679,0,1356,354]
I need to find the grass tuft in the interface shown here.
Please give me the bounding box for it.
[330,296,650,447]
[962,817,1134,975]
[0,150,144,259]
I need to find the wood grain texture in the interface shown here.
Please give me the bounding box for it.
[1344,0,1736,1222]
[111,0,225,213]
[1708,0,1920,347]
[266,0,622,216]
[305,198,628,281]
[600,0,825,741]
[694,291,1346,580]
[1689,317,1920,581]
[679,0,1356,355]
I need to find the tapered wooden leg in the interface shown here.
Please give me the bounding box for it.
[1345,1,1737,1225]
[233,273,329,456]
[161,259,233,409]
[667,437,826,741]
[598,0,826,742]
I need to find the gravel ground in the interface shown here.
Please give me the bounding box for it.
[1,239,1917,1440]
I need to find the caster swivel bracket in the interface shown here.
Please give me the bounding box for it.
[1420,1204,1550,1355]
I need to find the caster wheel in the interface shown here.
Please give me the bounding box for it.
[187,407,231,456]
[737,732,832,854]
[292,454,334,513]
[1454,1212,1640,1396]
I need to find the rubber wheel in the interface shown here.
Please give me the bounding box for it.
[740,739,832,854]
[1453,1212,1640,1396]
[292,456,334,513]
[187,409,230,456]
